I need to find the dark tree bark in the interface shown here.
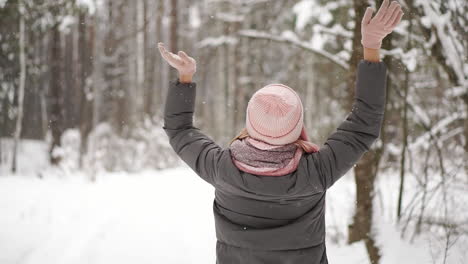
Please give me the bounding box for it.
[347,1,382,263]
[169,0,178,81]
[103,0,128,134]
[143,0,153,117]
[48,24,65,165]
[21,28,44,140]
[11,3,26,173]
[397,15,413,220]
[78,11,94,167]
[346,0,367,241]
[153,0,165,116]
[64,24,76,129]
[0,0,20,139]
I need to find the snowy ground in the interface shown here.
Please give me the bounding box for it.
[0,140,466,263]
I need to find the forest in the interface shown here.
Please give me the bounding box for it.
[0,0,467,263]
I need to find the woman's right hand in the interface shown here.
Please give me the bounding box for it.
[361,0,403,50]
[158,42,197,83]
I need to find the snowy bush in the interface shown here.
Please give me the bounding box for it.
[54,129,81,173]
[83,120,181,173]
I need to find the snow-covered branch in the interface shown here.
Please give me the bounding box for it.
[387,111,466,155]
[237,29,349,70]
[409,111,466,151]
[312,24,352,39]
[196,36,239,48]
[417,0,467,88]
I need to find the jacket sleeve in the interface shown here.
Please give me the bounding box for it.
[309,60,387,189]
[162,79,224,186]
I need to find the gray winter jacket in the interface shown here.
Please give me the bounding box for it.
[163,60,387,264]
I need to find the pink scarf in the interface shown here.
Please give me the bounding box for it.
[230,137,318,176]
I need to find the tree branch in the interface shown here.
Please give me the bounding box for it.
[237,29,349,70]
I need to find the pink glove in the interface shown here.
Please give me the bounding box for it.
[361,0,404,49]
[158,42,197,76]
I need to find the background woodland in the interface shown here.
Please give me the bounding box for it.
[0,0,466,263]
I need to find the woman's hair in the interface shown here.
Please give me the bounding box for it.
[229,128,249,145]
[229,128,318,153]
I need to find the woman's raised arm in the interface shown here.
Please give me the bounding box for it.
[158,43,224,186]
[158,42,196,83]
[362,0,403,62]
[308,0,403,189]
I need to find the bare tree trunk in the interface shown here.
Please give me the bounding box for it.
[231,25,241,136]
[102,0,128,134]
[397,17,413,220]
[234,40,246,134]
[346,0,366,241]
[21,29,42,139]
[0,138,3,166]
[169,0,178,82]
[39,27,49,139]
[63,23,76,129]
[397,68,409,220]
[48,24,64,165]
[89,8,104,181]
[143,0,154,117]
[347,1,381,263]
[78,11,94,168]
[222,20,231,143]
[154,0,164,116]
[413,150,430,237]
[136,0,146,120]
[11,1,26,173]
[40,88,48,139]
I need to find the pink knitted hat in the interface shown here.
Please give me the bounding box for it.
[246,83,309,145]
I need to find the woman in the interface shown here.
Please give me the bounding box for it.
[159,1,403,263]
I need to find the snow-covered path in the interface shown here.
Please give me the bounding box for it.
[0,166,463,263]
[0,168,218,264]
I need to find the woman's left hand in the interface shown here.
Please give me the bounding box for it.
[158,42,196,82]
[361,0,403,50]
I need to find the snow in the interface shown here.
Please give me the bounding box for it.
[420,16,432,29]
[215,12,244,23]
[293,0,333,31]
[375,221,433,263]
[189,5,201,29]
[401,48,418,72]
[59,16,76,33]
[77,0,96,14]
[409,111,466,151]
[417,0,467,89]
[0,168,216,264]
[197,36,238,48]
[0,139,49,177]
[311,33,325,50]
[0,140,466,263]
[312,24,353,39]
[238,29,349,70]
